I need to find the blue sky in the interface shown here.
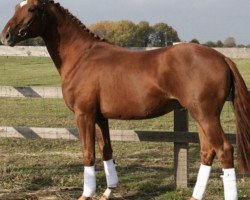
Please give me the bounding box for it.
[1,0,250,44]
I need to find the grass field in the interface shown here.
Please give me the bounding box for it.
[0,56,249,199]
[0,138,249,200]
[0,56,59,86]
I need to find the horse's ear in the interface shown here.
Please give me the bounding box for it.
[30,0,43,6]
[35,0,44,7]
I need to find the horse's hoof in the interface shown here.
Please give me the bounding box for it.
[78,196,92,200]
[99,188,115,200]
[189,197,198,200]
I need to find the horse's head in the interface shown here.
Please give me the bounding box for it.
[1,0,47,46]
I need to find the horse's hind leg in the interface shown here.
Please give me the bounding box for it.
[96,116,118,200]
[191,116,237,200]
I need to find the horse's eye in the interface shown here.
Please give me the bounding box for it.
[28,7,36,12]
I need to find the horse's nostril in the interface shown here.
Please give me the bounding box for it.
[6,32,10,40]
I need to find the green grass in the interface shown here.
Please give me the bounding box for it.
[0,56,60,86]
[235,58,250,86]
[0,97,75,128]
[0,138,249,200]
[0,56,249,87]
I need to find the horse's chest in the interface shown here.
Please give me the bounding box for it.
[61,87,75,112]
[62,81,99,114]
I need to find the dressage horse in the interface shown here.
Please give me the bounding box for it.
[1,1,250,199]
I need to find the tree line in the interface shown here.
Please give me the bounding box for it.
[89,20,180,47]
[190,37,250,48]
[0,20,249,47]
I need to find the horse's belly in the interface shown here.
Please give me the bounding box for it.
[101,98,181,120]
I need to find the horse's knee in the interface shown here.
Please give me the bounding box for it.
[216,142,234,168]
[84,151,95,166]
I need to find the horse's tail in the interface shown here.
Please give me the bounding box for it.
[225,57,250,172]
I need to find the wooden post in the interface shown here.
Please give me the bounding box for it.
[174,108,189,188]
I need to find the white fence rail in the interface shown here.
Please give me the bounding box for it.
[0,86,62,98]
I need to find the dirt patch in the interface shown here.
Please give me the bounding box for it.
[0,188,82,200]
[0,46,49,57]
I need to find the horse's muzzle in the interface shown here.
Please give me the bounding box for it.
[0,32,4,45]
[1,30,15,47]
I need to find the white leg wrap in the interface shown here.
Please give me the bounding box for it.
[83,166,96,197]
[103,159,119,188]
[192,164,212,200]
[222,168,238,200]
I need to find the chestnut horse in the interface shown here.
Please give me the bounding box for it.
[1,1,250,199]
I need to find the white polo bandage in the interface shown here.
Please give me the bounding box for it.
[83,166,96,197]
[222,168,238,200]
[103,159,119,188]
[192,164,212,200]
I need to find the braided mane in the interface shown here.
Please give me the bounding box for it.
[48,0,108,43]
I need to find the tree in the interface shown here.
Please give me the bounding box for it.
[149,23,180,47]
[90,20,180,47]
[224,37,236,47]
[134,21,153,47]
[90,20,137,47]
[204,41,216,47]
[90,21,114,41]
[216,40,224,47]
[190,39,200,44]
[112,20,137,47]
[237,44,246,48]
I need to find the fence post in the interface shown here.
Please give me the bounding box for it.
[174,108,189,188]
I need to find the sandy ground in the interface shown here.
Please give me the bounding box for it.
[0,46,49,57]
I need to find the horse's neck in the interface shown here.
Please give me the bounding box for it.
[42,5,98,76]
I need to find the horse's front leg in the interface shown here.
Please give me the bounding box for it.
[96,116,118,200]
[191,125,216,200]
[76,113,97,200]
